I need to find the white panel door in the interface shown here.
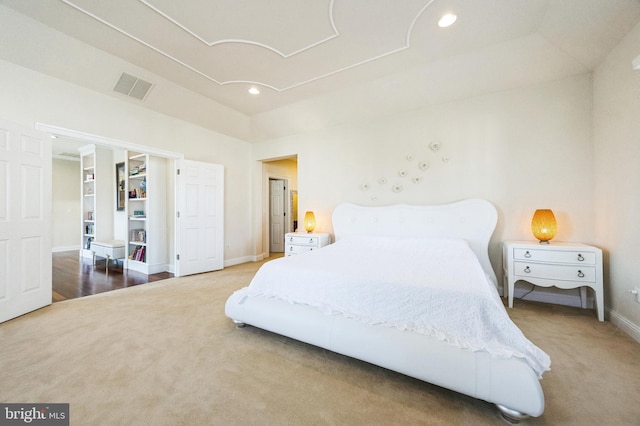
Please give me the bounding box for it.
[0,119,52,323]
[269,179,285,253]
[176,160,223,277]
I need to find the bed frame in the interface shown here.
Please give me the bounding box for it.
[225,199,545,421]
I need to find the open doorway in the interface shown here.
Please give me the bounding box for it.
[263,157,298,256]
[51,137,174,301]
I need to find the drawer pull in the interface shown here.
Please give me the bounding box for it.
[524,266,531,273]
[289,246,293,251]
[577,254,584,262]
[289,237,294,242]
[524,251,531,258]
[309,238,314,243]
[577,270,585,278]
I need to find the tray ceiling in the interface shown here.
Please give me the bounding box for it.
[2,0,640,118]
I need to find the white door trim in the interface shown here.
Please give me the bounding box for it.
[35,123,182,160]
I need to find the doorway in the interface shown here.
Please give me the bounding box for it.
[46,124,224,302]
[263,157,298,256]
[51,137,176,300]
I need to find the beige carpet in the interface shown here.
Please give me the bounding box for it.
[1,259,639,425]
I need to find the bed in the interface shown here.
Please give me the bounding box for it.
[225,199,550,421]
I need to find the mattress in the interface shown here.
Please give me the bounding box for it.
[228,234,551,377]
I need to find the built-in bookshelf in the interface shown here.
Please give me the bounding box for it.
[80,148,95,258]
[78,144,113,260]
[125,151,167,274]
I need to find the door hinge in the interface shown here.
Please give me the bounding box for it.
[176,211,180,218]
[176,168,180,175]
[176,254,180,260]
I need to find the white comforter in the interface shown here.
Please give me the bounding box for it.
[230,235,551,377]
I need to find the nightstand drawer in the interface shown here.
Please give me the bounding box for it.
[287,235,321,247]
[286,244,318,255]
[513,261,596,283]
[513,248,596,265]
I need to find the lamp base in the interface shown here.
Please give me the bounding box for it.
[538,240,550,244]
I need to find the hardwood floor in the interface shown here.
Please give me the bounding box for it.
[52,250,173,302]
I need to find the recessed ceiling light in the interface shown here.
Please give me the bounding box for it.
[438,13,457,28]
[248,87,260,95]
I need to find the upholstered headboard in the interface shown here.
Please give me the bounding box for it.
[332,199,498,285]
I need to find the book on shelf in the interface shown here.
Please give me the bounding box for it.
[129,245,146,262]
[130,228,146,243]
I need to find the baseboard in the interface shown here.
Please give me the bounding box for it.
[224,255,261,267]
[52,245,80,253]
[608,309,640,344]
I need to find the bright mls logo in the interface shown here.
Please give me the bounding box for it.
[0,404,68,425]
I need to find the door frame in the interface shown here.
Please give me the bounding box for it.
[36,123,183,273]
[265,173,294,256]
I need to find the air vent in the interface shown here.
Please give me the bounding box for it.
[113,72,152,101]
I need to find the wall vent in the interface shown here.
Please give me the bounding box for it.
[113,72,152,101]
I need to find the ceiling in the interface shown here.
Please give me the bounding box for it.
[2,0,640,139]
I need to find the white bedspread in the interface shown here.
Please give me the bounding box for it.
[230,235,550,377]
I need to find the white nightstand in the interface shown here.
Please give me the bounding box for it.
[285,232,330,256]
[503,241,604,321]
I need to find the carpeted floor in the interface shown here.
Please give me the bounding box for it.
[1,259,639,425]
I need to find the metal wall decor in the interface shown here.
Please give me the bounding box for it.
[359,140,450,201]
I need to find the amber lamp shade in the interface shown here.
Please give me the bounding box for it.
[531,209,557,244]
[303,211,316,233]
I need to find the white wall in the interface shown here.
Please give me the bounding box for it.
[52,158,80,251]
[593,20,640,338]
[253,73,596,298]
[0,58,254,267]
